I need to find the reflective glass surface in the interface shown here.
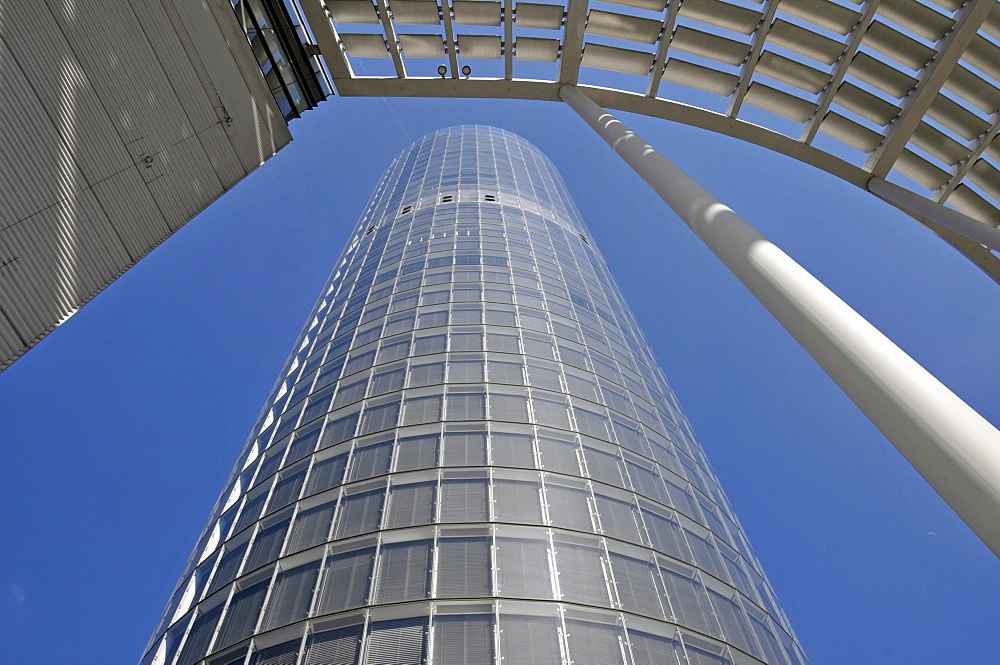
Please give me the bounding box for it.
[141,126,807,665]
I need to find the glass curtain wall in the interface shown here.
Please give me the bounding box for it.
[140,126,808,665]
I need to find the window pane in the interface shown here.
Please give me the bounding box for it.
[594,494,642,543]
[209,542,248,594]
[491,432,534,468]
[288,424,322,462]
[659,563,721,637]
[347,440,393,481]
[532,395,571,429]
[433,614,494,665]
[287,502,335,553]
[437,537,491,597]
[371,367,405,395]
[496,536,552,599]
[402,394,443,425]
[216,578,269,647]
[409,361,445,387]
[176,604,223,665]
[334,490,384,538]
[537,434,580,475]
[627,630,683,665]
[304,624,363,665]
[499,615,560,665]
[709,587,760,657]
[449,357,485,383]
[306,454,348,495]
[564,619,625,665]
[440,479,489,522]
[446,391,486,420]
[247,518,290,571]
[366,617,427,665]
[555,540,609,606]
[375,540,432,603]
[493,479,542,524]
[270,469,306,511]
[316,547,374,613]
[333,378,367,408]
[385,482,436,528]
[609,553,666,619]
[394,434,439,471]
[253,640,299,665]
[442,430,487,466]
[264,560,320,629]
[490,392,529,422]
[488,358,523,384]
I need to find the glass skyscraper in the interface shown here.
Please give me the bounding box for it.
[141,126,807,665]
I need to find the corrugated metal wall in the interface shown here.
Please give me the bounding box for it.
[0,0,293,370]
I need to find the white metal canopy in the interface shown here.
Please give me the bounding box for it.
[297,0,1000,280]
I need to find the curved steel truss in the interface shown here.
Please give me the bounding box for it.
[294,0,1000,279]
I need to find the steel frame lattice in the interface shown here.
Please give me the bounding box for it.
[296,0,1000,279]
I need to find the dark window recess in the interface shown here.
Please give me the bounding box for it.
[231,0,327,120]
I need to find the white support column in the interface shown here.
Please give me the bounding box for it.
[560,84,1000,557]
[868,176,1000,252]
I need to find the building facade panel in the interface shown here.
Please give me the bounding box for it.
[141,126,807,665]
[0,0,293,371]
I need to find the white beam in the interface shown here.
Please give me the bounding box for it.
[375,0,407,77]
[865,0,994,178]
[645,0,680,98]
[561,83,1000,558]
[869,176,1000,251]
[503,0,513,79]
[727,0,780,117]
[298,0,355,82]
[442,0,460,78]
[800,0,882,143]
[559,0,588,85]
[938,112,1000,202]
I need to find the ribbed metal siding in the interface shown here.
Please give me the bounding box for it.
[0,0,292,372]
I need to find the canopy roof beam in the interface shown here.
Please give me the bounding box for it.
[375,0,406,77]
[504,0,513,79]
[864,0,994,178]
[299,0,354,81]
[800,0,882,144]
[727,0,781,117]
[646,0,681,98]
[559,0,588,85]
[937,112,1000,203]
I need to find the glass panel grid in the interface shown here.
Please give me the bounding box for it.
[142,126,805,665]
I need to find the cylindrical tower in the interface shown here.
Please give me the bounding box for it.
[141,126,807,665]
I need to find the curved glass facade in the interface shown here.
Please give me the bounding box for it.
[141,126,807,665]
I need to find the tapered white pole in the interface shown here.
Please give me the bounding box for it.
[560,84,1000,557]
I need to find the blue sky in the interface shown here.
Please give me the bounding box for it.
[0,96,997,665]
